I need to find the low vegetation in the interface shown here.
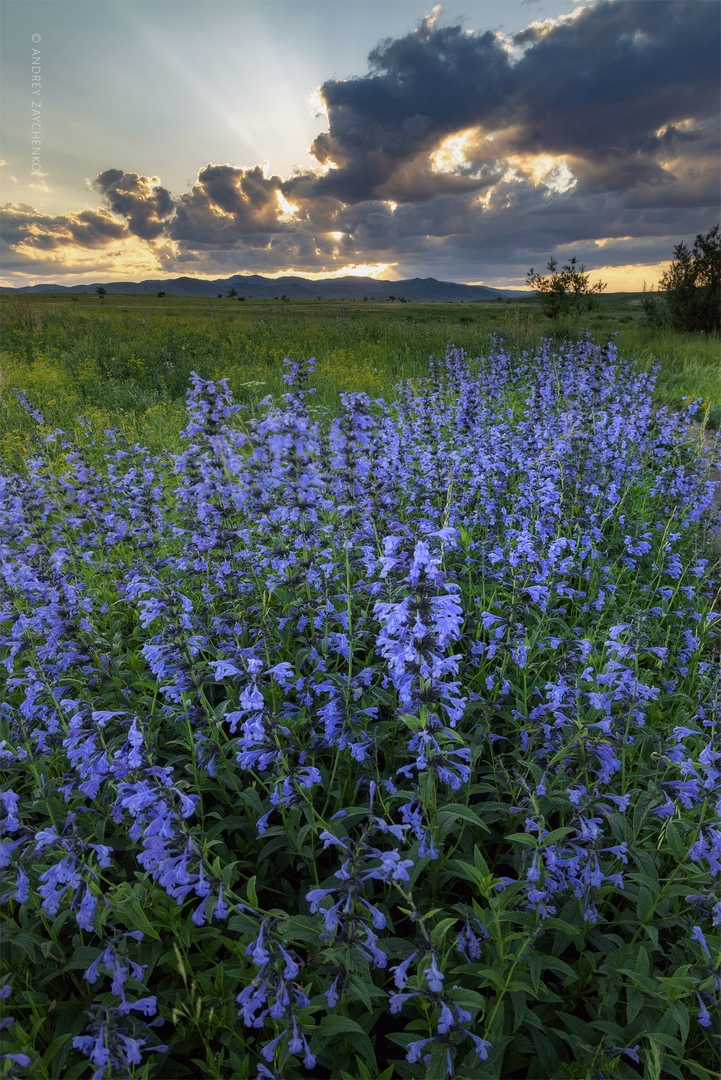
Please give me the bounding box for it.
[0,291,719,468]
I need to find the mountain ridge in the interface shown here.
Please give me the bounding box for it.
[0,273,528,302]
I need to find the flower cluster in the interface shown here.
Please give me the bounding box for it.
[1,338,719,1078]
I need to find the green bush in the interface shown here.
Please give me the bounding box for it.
[657,225,720,335]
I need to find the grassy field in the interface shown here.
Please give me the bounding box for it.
[1,290,719,465]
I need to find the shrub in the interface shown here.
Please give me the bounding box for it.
[640,283,666,329]
[527,257,606,319]
[659,225,720,335]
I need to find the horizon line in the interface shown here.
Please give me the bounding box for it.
[0,272,533,291]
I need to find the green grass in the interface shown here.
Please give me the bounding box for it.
[1,290,719,463]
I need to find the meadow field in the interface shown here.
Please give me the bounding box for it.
[1,291,719,462]
[0,297,720,1079]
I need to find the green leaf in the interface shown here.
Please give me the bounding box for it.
[486,998,506,1044]
[506,976,539,994]
[681,1062,721,1080]
[418,771,435,804]
[511,990,528,1031]
[345,974,381,1012]
[669,1001,690,1044]
[41,1033,75,1074]
[481,1032,514,1080]
[430,917,458,946]
[473,846,491,876]
[644,1029,683,1053]
[634,945,650,977]
[627,986,645,1024]
[63,945,105,974]
[545,916,583,938]
[645,923,660,950]
[205,814,249,840]
[542,826,576,844]
[228,911,258,935]
[438,803,490,832]
[629,850,660,892]
[618,967,656,994]
[664,821,687,861]
[558,1013,595,1044]
[319,1015,376,1070]
[319,1016,372,1038]
[527,950,542,995]
[449,859,486,888]
[474,967,504,990]
[539,955,578,984]
[398,713,423,731]
[111,892,160,940]
[589,1020,624,1039]
[658,1006,682,1040]
[246,876,258,908]
[530,1028,561,1076]
[450,988,484,1011]
[346,1059,373,1080]
[426,1042,450,1078]
[506,832,538,848]
[2,930,40,963]
[636,886,655,922]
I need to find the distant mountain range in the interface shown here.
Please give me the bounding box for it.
[0,273,528,302]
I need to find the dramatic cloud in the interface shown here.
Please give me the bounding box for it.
[307,18,514,202]
[305,0,719,206]
[1,202,128,250]
[510,1,719,162]
[170,164,288,245]
[0,201,166,283]
[2,0,719,286]
[94,170,174,240]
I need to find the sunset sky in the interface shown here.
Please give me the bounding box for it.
[1,0,719,290]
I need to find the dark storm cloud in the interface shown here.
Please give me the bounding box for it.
[308,14,513,201]
[169,164,287,245]
[506,0,720,182]
[308,0,719,204]
[94,169,174,239]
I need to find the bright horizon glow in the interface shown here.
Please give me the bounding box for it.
[587,262,673,293]
[260,262,396,280]
[473,261,674,294]
[2,261,673,292]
